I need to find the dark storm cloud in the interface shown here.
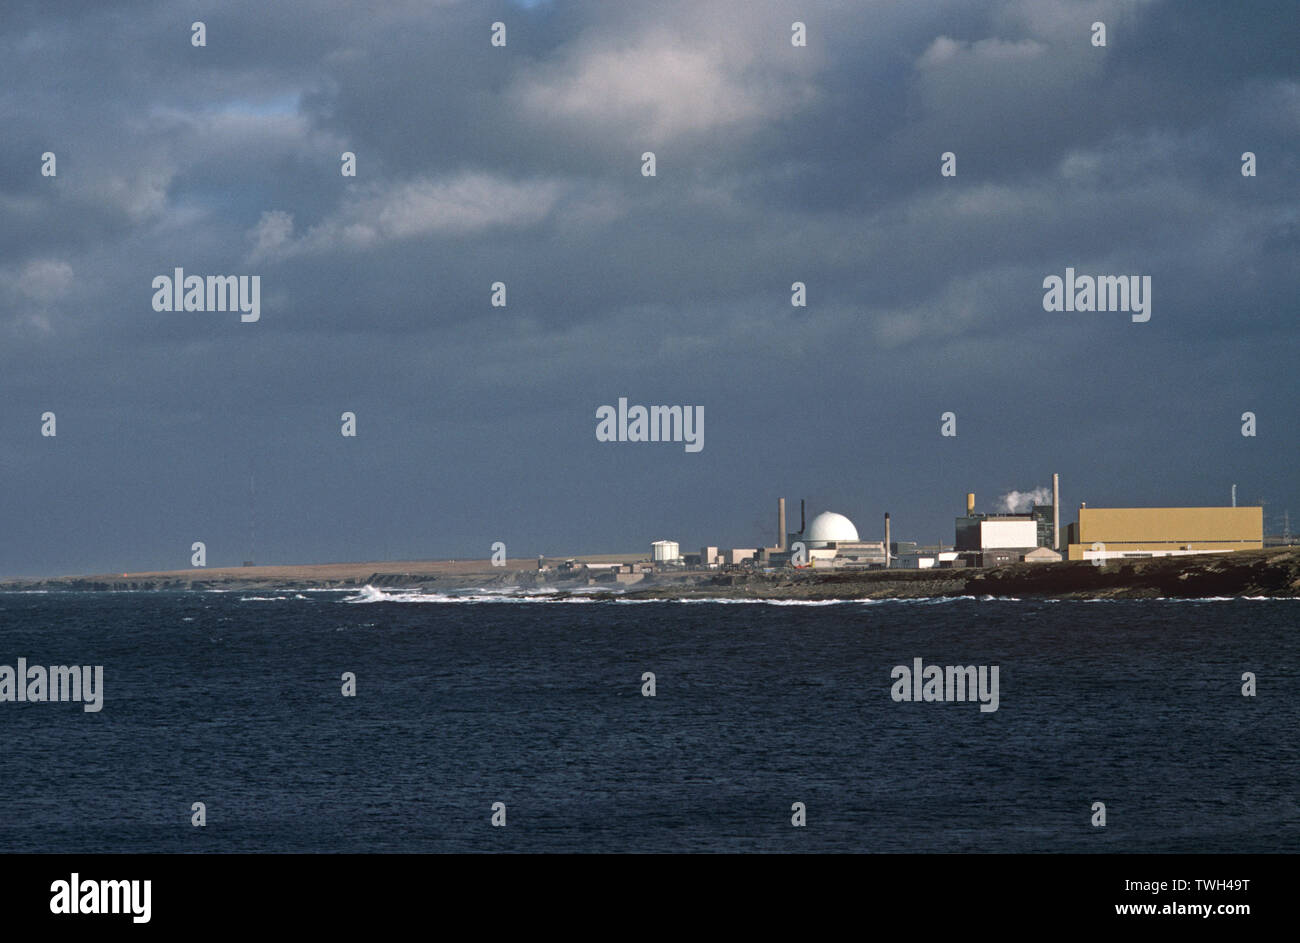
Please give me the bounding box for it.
[0,0,1295,576]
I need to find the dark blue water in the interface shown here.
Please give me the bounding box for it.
[0,592,1295,852]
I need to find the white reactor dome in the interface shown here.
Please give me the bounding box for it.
[804,511,859,546]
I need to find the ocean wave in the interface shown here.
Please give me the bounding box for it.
[1148,596,1299,602]
[635,597,856,606]
[215,587,346,594]
[656,595,1030,605]
[341,585,601,604]
[337,586,1042,605]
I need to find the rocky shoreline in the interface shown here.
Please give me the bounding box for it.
[611,546,1300,600]
[2,547,1298,600]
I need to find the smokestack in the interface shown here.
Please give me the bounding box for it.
[966,492,975,516]
[884,513,892,567]
[778,498,786,551]
[1052,473,1060,550]
[800,499,805,533]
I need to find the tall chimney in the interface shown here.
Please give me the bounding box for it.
[800,499,805,533]
[778,498,786,551]
[1052,473,1060,550]
[966,492,975,516]
[884,513,892,568]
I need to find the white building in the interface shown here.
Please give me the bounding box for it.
[895,553,936,569]
[978,519,1038,549]
[796,511,887,567]
[804,511,858,546]
[651,540,680,563]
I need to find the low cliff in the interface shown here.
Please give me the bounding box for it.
[964,546,1300,599]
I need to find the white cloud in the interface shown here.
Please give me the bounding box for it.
[249,210,296,258]
[512,27,816,142]
[248,172,563,260]
[91,167,176,222]
[995,0,1156,44]
[1,258,75,337]
[13,259,74,301]
[918,35,1046,69]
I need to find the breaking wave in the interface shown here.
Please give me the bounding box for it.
[341,585,596,604]
[337,586,1036,605]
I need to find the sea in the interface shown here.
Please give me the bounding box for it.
[0,589,1295,853]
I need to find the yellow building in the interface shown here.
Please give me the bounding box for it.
[1066,507,1263,561]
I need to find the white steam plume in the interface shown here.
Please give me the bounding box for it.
[998,487,1052,514]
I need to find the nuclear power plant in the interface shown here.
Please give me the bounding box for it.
[644,471,1265,572]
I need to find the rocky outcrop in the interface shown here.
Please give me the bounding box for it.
[965,547,1300,599]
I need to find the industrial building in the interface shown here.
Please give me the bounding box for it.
[894,550,963,569]
[1031,504,1056,551]
[953,476,1059,566]
[781,506,886,567]
[1021,547,1062,564]
[650,540,680,564]
[1065,506,1263,561]
[955,512,1038,552]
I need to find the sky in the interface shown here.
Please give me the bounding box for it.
[0,0,1296,576]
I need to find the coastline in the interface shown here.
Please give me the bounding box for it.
[2,547,1297,600]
